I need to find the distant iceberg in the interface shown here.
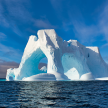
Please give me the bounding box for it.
[6,29,108,81]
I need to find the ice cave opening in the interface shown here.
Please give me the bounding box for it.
[16,48,48,80]
[38,57,48,72]
[62,53,81,80]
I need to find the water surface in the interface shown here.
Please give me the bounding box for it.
[0,81,108,108]
[0,79,6,81]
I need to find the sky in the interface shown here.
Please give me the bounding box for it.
[0,0,108,78]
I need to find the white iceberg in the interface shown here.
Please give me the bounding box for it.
[6,29,108,81]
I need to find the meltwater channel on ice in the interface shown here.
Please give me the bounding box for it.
[6,29,108,81]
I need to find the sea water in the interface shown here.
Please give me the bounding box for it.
[0,79,6,81]
[0,81,108,108]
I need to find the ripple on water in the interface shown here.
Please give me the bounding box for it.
[0,81,108,107]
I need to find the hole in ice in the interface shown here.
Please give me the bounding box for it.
[38,57,48,71]
[62,53,80,80]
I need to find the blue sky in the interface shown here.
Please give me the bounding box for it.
[0,0,108,77]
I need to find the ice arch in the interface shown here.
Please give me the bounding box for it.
[9,30,69,81]
[62,53,92,80]
[16,48,46,80]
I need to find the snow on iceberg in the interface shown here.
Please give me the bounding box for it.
[6,29,108,81]
[22,73,56,81]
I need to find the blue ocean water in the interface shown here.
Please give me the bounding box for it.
[0,79,6,81]
[0,81,108,108]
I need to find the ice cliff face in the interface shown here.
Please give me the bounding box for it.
[6,29,108,81]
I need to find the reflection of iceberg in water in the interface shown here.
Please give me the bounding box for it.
[6,29,108,81]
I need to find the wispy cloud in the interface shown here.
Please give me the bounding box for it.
[0,59,19,78]
[62,18,100,44]
[99,5,108,42]
[101,43,108,48]
[0,2,9,27]
[0,0,56,37]
[1,0,32,37]
[0,1,26,37]
[71,2,108,44]
[0,0,57,63]
[50,0,63,11]
[63,20,100,43]
[4,0,31,23]
[34,19,56,29]
[0,32,6,41]
[26,28,37,34]
[50,0,108,45]
[0,43,22,62]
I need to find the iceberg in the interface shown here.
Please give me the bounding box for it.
[6,29,108,81]
[22,73,56,81]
